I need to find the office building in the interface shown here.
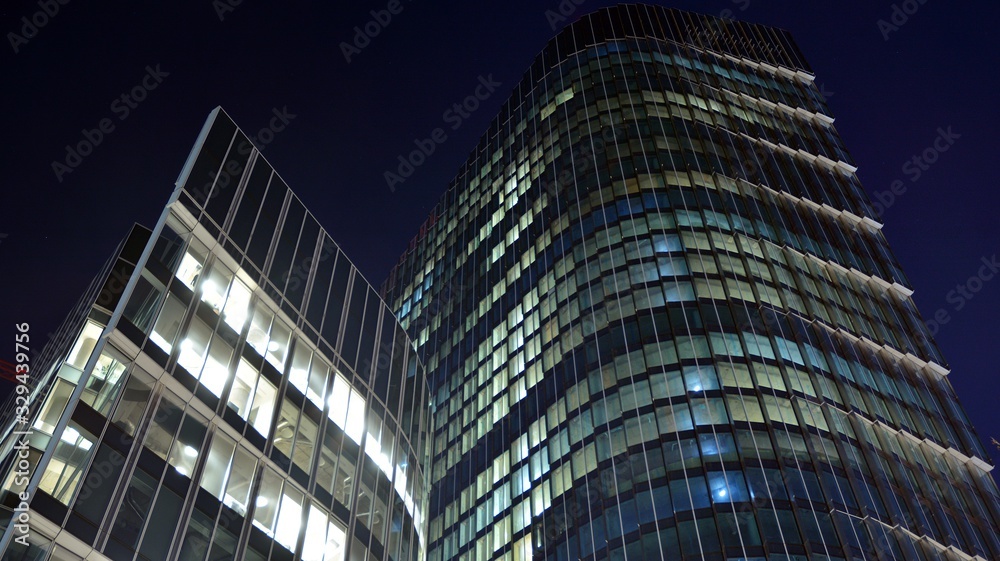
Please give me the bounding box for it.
[0,108,430,561]
[382,5,1000,561]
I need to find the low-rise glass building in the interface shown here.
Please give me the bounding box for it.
[0,108,430,561]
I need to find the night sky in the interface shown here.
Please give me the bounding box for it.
[2,1,998,472]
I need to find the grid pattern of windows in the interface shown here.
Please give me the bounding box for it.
[383,6,1000,561]
[0,110,430,561]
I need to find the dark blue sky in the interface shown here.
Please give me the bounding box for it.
[2,1,998,470]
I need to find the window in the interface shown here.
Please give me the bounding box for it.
[66,320,103,371]
[273,400,300,460]
[248,377,277,438]
[122,272,164,333]
[144,394,183,460]
[37,422,95,504]
[111,367,153,436]
[289,344,312,397]
[252,468,282,537]
[200,261,234,313]
[303,504,347,561]
[227,359,277,438]
[33,379,74,435]
[222,279,252,333]
[225,446,256,515]
[328,374,365,444]
[150,295,186,353]
[274,485,304,551]
[167,412,207,478]
[80,348,129,415]
[176,318,212,376]
[198,334,233,397]
[201,431,237,499]
[176,238,209,290]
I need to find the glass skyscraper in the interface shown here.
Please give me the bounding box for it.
[382,5,1000,561]
[0,109,430,561]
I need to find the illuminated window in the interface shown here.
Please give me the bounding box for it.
[201,431,236,499]
[222,279,252,333]
[252,468,282,537]
[248,377,277,438]
[224,446,256,515]
[328,374,365,444]
[80,347,129,415]
[150,295,186,353]
[198,334,233,397]
[177,318,212,376]
[166,413,207,478]
[176,238,209,290]
[274,486,304,550]
[66,320,103,371]
[37,423,95,504]
[199,261,233,313]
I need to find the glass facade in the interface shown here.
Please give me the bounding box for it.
[382,5,1000,561]
[0,109,430,561]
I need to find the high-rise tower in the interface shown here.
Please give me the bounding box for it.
[383,5,1000,561]
[0,109,430,561]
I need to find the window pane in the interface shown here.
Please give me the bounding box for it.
[66,320,104,371]
[111,367,153,436]
[177,318,212,376]
[144,394,183,460]
[123,272,164,333]
[252,468,282,536]
[81,348,130,415]
[274,400,299,459]
[222,279,252,334]
[275,485,304,550]
[247,306,273,356]
[109,468,157,551]
[302,503,328,561]
[225,446,256,515]
[289,344,312,396]
[38,423,96,504]
[249,378,276,438]
[228,359,258,419]
[200,261,234,313]
[151,295,186,353]
[177,506,213,561]
[32,379,74,435]
[167,414,207,478]
[201,431,237,499]
[328,374,350,428]
[308,360,329,410]
[345,389,365,444]
[137,487,183,561]
[176,238,209,290]
[266,320,291,370]
[199,335,233,397]
[293,416,318,475]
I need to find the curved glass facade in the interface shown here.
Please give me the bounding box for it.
[0,109,430,561]
[383,5,1000,561]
